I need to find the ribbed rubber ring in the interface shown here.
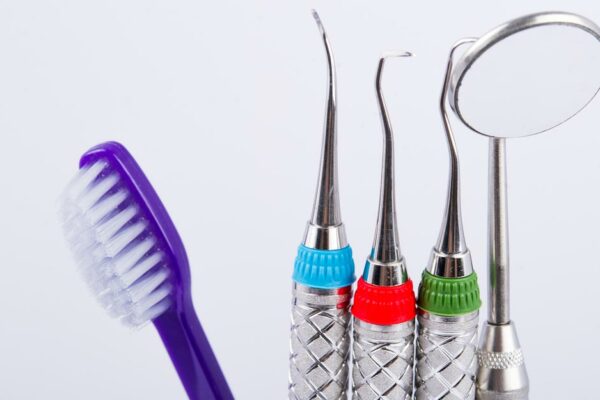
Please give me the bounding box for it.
[352,278,416,325]
[292,245,355,289]
[417,270,481,316]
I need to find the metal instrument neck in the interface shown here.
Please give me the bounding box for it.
[364,53,413,286]
[429,39,475,278]
[309,11,342,229]
[436,54,467,255]
[488,137,510,324]
[371,56,403,265]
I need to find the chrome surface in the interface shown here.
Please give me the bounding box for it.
[290,14,352,400]
[449,11,600,138]
[417,40,479,399]
[362,258,408,287]
[427,39,475,278]
[416,311,479,400]
[303,10,345,251]
[350,53,415,400]
[476,322,529,400]
[352,318,415,400]
[303,223,348,251]
[370,52,412,266]
[364,52,412,286]
[427,249,472,278]
[488,138,510,325]
[289,283,352,399]
[413,40,481,400]
[447,13,600,399]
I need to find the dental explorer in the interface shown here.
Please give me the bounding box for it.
[350,52,416,400]
[415,39,481,400]
[288,10,355,400]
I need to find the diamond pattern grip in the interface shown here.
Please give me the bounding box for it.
[352,321,414,400]
[289,286,351,400]
[416,321,478,400]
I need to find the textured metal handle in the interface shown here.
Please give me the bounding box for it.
[289,283,352,400]
[352,318,415,400]
[476,321,529,400]
[415,312,479,400]
[476,347,528,400]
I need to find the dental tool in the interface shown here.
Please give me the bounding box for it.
[415,40,481,400]
[447,12,600,399]
[351,52,416,400]
[288,10,355,400]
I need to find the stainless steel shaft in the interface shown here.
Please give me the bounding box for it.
[352,319,414,400]
[476,138,529,400]
[416,312,478,400]
[488,138,510,325]
[289,283,352,400]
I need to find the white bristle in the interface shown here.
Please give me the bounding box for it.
[100,220,146,258]
[59,158,174,328]
[112,238,157,276]
[87,190,128,225]
[127,268,170,303]
[132,282,172,314]
[117,252,163,287]
[123,297,173,327]
[95,206,139,244]
[77,173,120,212]
[64,161,107,201]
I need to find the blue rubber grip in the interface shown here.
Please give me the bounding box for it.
[293,245,355,289]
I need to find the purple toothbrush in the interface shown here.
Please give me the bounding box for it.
[59,141,233,400]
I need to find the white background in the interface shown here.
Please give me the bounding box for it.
[1,0,599,399]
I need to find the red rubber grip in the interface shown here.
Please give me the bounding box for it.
[351,277,416,325]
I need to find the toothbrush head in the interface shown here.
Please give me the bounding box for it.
[59,141,189,327]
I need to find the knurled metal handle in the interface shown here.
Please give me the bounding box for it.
[475,321,529,400]
[478,349,524,370]
[289,283,352,400]
[352,318,415,400]
[476,350,528,400]
[415,313,479,400]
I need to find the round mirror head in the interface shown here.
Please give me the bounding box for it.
[450,12,600,138]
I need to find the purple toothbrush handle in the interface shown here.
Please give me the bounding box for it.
[155,302,234,400]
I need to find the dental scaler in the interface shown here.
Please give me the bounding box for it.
[415,40,481,400]
[288,11,355,400]
[351,53,416,400]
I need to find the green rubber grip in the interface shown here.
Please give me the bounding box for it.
[417,270,481,316]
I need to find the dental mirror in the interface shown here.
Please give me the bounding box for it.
[448,11,600,399]
[450,12,600,138]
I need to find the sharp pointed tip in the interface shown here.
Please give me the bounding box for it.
[381,51,414,61]
[311,9,325,34]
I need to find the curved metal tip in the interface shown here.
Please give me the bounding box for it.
[304,10,346,250]
[311,9,325,34]
[366,51,412,284]
[381,51,414,59]
[452,37,478,50]
[375,51,414,94]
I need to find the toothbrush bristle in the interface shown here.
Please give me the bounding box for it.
[60,159,173,327]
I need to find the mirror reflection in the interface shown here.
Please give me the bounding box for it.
[454,24,600,138]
